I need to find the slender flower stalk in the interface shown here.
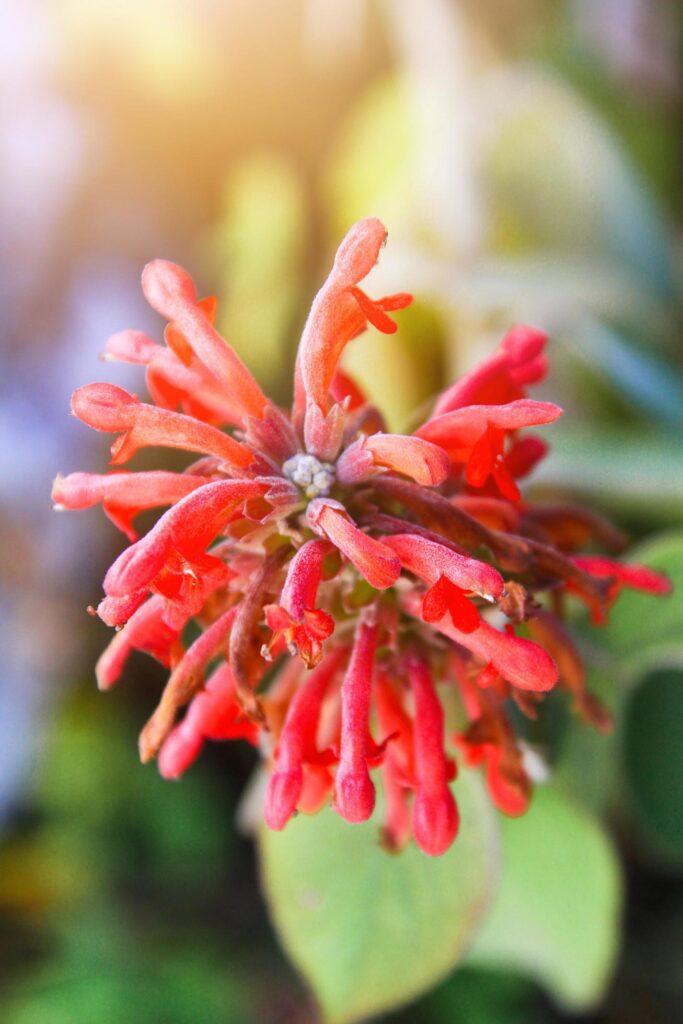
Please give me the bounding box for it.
[54,217,671,855]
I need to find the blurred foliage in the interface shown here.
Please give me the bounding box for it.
[0,694,264,1024]
[207,156,307,402]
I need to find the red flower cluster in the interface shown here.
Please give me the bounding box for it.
[53,218,671,856]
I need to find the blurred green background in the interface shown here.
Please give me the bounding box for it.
[1,1,681,1021]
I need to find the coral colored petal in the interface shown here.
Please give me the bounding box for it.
[401,591,558,692]
[52,470,205,541]
[140,606,238,763]
[416,399,563,451]
[95,595,180,690]
[572,556,672,596]
[329,369,368,410]
[335,613,378,823]
[141,260,268,422]
[297,219,411,455]
[383,533,504,599]
[364,433,450,486]
[307,499,400,590]
[71,383,256,469]
[265,651,344,829]
[432,325,548,416]
[158,662,257,779]
[100,480,267,626]
[407,653,459,856]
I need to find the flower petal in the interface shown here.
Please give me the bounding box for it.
[52,470,206,540]
[307,499,400,590]
[158,662,258,779]
[572,556,672,596]
[407,652,459,856]
[296,217,411,453]
[140,606,239,763]
[71,383,257,470]
[337,433,450,487]
[99,479,267,626]
[141,259,269,423]
[416,399,563,452]
[335,612,378,823]
[265,648,345,830]
[432,324,548,416]
[95,595,181,690]
[383,532,504,599]
[401,591,558,692]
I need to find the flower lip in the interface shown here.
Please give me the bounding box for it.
[283,452,335,500]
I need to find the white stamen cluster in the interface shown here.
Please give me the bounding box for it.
[283,453,335,500]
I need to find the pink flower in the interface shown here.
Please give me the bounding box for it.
[55,217,671,855]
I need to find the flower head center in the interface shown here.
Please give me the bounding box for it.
[283,453,335,500]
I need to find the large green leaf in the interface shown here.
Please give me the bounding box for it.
[466,785,621,1012]
[258,769,499,1024]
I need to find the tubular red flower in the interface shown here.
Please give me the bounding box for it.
[141,260,269,423]
[416,399,562,452]
[569,555,671,623]
[407,652,459,856]
[57,217,672,856]
[265,648,345,830]
[337,433,450,487]
[384,533,504,600]
[380,752,412,853]
[335,612,379,823]
[433,324,548,416]
[105,329,245,428]
[307,499,400,590]
[402,590,558,692]
[95,595,182,691]
[139,605,239,762]
[375,672,414,782]
[296,217,411,455]
[264,540,335,667]
[572,556,671,595]
[99,480,267,627]
[416,399,561,503]
[71,383,257,469]
[158,663,259,779]
[52,470,206,541]
[454,672,531,817]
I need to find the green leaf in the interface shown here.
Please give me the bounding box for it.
[623,666,683,862]
[466,785,621,1012]
[258,769,499,1024]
